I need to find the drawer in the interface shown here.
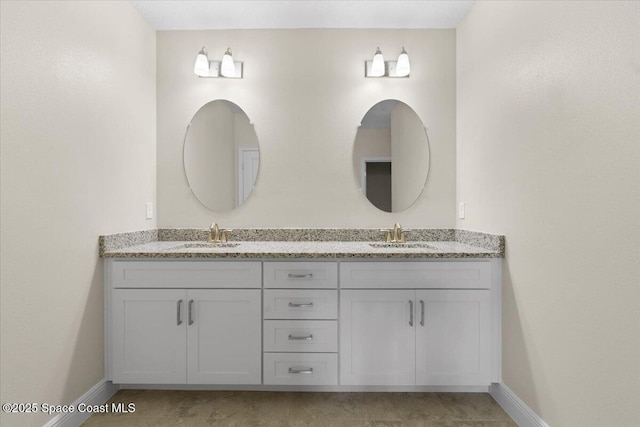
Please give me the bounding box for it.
[263,290,337,319]
[110,261,261,289]
[263,353,338,385]
[263,320,337,352]
[264,262,338,288]
[340,261,492,289]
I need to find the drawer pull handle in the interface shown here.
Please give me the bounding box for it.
[177,300,183,325]
[288,302,314,308]
[289,368,313,374]
[288,334,313,341]
[188,299,194,325]
[288,273,313,279]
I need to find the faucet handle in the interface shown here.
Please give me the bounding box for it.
[379,229,393,243]
[398,229,411,243]
[220,229,233,243]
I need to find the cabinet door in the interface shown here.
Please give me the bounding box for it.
[187,289,261,384]
[111,289,187,384]
[340,290,416,385]
[415,290,491,385]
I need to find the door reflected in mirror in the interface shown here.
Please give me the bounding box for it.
[184,100,259,212]
[353,100,430,212]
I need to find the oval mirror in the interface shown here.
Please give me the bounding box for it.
[184,100,260,212]
[353,100,430,212]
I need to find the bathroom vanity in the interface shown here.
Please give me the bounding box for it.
[101,229,503,391]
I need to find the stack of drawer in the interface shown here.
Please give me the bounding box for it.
[262,262,338,385]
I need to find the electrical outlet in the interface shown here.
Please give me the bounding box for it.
[146,202,153,219]
[458,202,465,219]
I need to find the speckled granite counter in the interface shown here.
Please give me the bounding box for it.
[99,228,504,259]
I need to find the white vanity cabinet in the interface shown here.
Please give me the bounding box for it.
[107,261,262,385]
[340,261,498,387]
[106,257,501,390]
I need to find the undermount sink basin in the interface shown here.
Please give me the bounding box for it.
[369,242,436,249]
[171,242,241,249]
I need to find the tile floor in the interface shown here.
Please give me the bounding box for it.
[81,390,517,426]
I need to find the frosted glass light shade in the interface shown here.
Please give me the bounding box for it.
[370,47,385,77]
[194,47,209,76]
[396,47,410,77]
[221,48,235,77]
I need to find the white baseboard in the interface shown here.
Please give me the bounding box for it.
[490,383,549,427]
[43,379,119,427]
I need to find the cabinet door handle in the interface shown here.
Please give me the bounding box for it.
[409,300,414,326]
[420,300,425,326]
[288,334,313,341]
[177,300,183,325]
[288,302,314,308]
[188,300,194,325]
[288,273,313,279]
[288,368,313,374]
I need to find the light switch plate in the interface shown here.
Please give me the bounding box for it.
[146,202,153,219]
[458,202,465,219]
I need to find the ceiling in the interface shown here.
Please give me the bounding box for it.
[131,1,475,30]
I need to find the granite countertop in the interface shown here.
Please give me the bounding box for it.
[100,228,504,259]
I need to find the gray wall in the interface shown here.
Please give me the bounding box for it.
[157,29,456,227]
[0,2,156,425]
[457,1,640,425]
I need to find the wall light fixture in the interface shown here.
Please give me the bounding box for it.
[396,47,411,77]
[370,47,385,77]
[194,47,243,78]
[365,47,410,78]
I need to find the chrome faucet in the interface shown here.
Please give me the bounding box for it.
[208,222,233,243]
[380,222,411,243]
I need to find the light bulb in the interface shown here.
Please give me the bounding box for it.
[370,47,385,77]
[221,48,235,77]
[396,47,410,77]
[194,47,210,77]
